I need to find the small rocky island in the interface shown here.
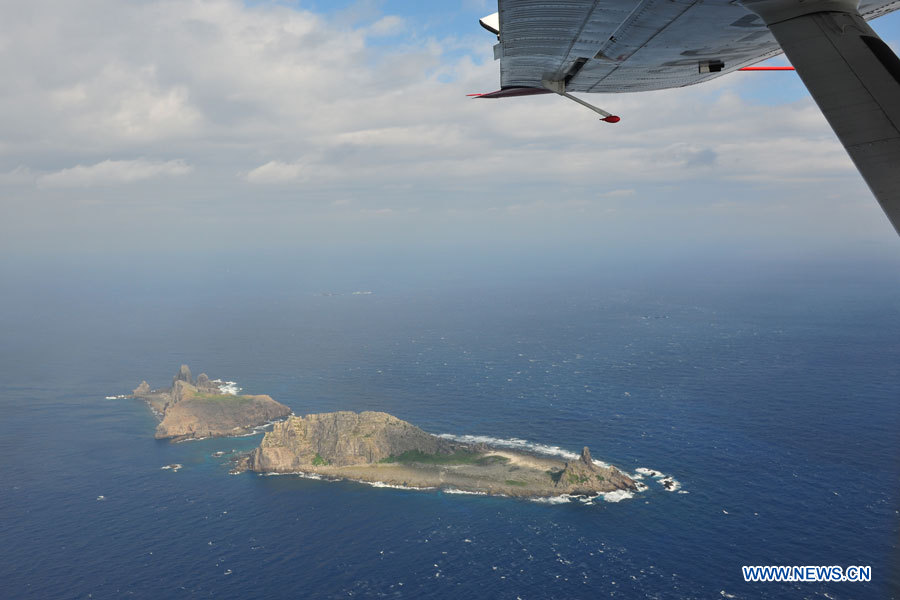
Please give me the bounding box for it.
[130,367,639,499]
[233,411,637,498]
[132,366,292,442]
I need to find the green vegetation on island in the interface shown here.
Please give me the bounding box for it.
[240,411,638,498]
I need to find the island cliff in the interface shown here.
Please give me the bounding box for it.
[239,411,637,498]
[132,366,292,442]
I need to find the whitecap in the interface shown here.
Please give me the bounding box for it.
[635,467,664,478]
[262,471,323,480]
[601,490,635,503]
[211,379,242,395]
[437,433,610,467]
[443,488,487,496]
[362,481,435,491]
[658,477,681,492]
[530,494,576,504]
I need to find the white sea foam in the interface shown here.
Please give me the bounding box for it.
[262,471,323,480]
[211,379,241,395]
[634,481,649,492]
[437,433,611,467]
[438,433,579,460]
[635,467,664,478]
[658,477,681,492]
[104,394,128,400]
[600,490,635,503]
[161,464,183,472]
[633,468,684,492]
[530,494,576,504]
[363,481,436,491]
[443,488,487,496]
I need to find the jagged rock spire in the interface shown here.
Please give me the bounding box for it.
[173,364,192,386]
[580,446,593,467]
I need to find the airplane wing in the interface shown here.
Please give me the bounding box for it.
[481,0,900,234]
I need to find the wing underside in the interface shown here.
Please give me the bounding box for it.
[497,0,900,93]
[491,0,900,234]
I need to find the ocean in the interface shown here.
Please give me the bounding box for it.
[1,251,898,599]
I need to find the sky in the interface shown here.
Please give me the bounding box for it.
[2,0,900,279]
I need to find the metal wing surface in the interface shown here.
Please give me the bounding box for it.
[497,0,900,93]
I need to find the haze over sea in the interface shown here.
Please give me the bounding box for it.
[1,247,898,599]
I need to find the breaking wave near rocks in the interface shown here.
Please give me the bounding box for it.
[436,433,612,468]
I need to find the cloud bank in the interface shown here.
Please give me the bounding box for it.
[1,0,897,251]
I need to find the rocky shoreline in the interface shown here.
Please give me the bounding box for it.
[132,365,292,442]
[129,367,640,500]
[232,411,638,498]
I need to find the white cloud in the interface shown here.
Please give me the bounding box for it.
[0,0,894,245]
[366,16,405,37]
[37,159,192,188]
[245,160,308,184]
[600,189,636,198]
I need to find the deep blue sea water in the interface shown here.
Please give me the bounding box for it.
[1,253,898,599]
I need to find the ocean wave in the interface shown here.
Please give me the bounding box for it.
[266,471,325,480]
[659,477,681,492]
[437,433,610,468]
[443,488,487,496]
[530,494,577,504]
[600,489,634,503]
[211,379,241,395]
[175,435,210,443]
[438,433,579,460]
[362,481,436,491]
[634,468,683,492]
[635,467,664,478]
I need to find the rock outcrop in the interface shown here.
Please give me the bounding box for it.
[240,411,638,499]
[555,446,636,494]
[248,411,461,472]
[132,366,291,442]
[155,392,290,442]
[173,364,192,386]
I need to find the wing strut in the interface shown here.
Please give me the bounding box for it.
[743,0,900,234]
[541,80,620,123]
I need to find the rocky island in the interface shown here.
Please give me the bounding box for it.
[233,411,637,498]
[132,365,292,442]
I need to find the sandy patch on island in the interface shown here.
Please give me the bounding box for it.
[487,451,562,471]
